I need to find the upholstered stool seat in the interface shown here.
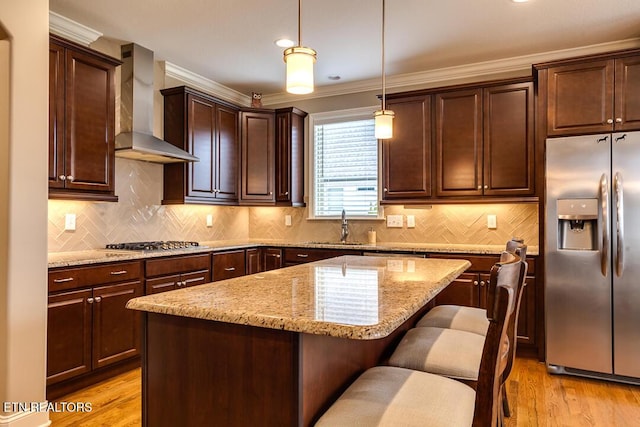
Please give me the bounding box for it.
[388,326,485,381]
[415,305,488,336]
[315,366,475,427]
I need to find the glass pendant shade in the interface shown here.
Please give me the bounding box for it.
[374,109,394,139]
[284,46,316,94]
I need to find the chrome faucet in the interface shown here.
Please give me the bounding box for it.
[340,209,349,243]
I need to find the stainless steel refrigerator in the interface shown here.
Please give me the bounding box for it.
[545,131,640,382]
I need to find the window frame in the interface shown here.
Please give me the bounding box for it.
[307,106,384,220]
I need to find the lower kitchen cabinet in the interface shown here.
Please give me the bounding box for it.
[430,253,537,348]
[145,253,211,294]
[283,248,363,267]
[47,261,143,392]
[263,247,283,271]
[246,248,262,275]
[213,250,246,281]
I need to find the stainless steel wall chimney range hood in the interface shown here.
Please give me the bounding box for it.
[115,43,198,163]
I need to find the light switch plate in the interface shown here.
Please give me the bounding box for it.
[487,214,497,229]
[64,213,76,231]
[386,215,403,228]
[206,214,213,227]
[407,215,416,228]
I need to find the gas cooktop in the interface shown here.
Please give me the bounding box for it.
[105,241,201,251]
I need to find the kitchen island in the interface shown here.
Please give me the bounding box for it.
[127,255,471,427]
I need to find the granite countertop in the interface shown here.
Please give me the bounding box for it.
[48,239,538,268]
[126,255,471,340]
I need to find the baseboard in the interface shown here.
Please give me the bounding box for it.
[0,407,51,427]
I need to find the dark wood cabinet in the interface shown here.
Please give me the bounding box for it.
[544,54,640,136]
[246,248,262,275]
[213,250,246,281]
[240,110,275,204]
[263,248,283,271]
[48,35,120,201]
[145,253,211,294]
[430,253,537,348]
[435,82,534,198]
[283,248,362,267]
[162,86,239,205]
[381,95,432,200]
[47,261,143,388]
[275,108,307,206]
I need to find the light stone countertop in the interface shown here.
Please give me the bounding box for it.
[126,255,471,340]
[48,239,538,268]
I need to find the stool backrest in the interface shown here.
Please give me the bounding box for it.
[473,254,523,427]
[502,241,528,384]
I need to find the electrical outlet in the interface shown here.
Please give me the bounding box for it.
[386,215,403,228]
[64,213,76,231]
[487,214,497,229]
[206,214,213,227]
[407,215,416,228]
[285,215,292,226]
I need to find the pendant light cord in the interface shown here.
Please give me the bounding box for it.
[298,0,302,46]
[381,0,386,111]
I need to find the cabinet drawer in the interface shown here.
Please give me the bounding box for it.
[49,261,142,292]
[283,248,359,264]
[145,253,211,278]
[213,250,246,281]
[430,253,535,273]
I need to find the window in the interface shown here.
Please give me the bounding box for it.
[310,107,381,219]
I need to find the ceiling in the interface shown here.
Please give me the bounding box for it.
[50,0,640,98]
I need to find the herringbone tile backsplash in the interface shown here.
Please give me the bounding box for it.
[48,159,538,252]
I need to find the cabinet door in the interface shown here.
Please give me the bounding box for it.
[433,272,480,307]
[264,248,283,271]
[382,96,432,200]
[213,250,246,281]
[47,289,93,385]
[516,275,536,346]
[92,281,143,369]
[546,60,614,136]
[483,82,534,196]
[615,56,640,131]
[63,48,115,193]
[275,109,306,206]
[49,41,66,189]
[241,111,275,203]
[246,248,262,274]
[215,104,240,201]
[187,94,217,199]
[435,89,483,197]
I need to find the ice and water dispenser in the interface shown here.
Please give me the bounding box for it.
[557,199,598,250]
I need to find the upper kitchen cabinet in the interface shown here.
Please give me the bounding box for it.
[381,95,432,201]
[540,50,640,136]
[239,110,275,204]
[435,80,534,198]
[161,86,239,205]
[275,108,306,206]
[49,35,121,201]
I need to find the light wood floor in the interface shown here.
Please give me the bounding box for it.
[49,357,640,426]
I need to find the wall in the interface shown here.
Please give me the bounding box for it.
[0,0,50,426]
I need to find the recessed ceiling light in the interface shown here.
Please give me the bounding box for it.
[511,0,529,3]
[275,38,295,48]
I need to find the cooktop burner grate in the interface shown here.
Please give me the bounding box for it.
[105,241,201,251]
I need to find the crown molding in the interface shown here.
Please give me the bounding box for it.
[263,37,640,105]
[49,11,103,46]
[163,61,251,106]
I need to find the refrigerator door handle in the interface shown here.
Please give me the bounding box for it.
[600,173,610,277]
[614,172,624,277]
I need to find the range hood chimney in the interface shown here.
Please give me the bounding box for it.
[115,43,198,163]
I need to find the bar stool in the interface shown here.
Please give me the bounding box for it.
[314,257,521,427]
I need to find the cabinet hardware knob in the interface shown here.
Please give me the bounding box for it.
[53,277,74,283]
[383,187,388,192]
[285,191,289,195]
[484,185,488,189]
[58,175,66,181]
[616,118,623,123]
[67,175,74,182]
[94,296,102,302]
[477,186,482,190]
[607,119,614,124]
[480,281,486,287]
[87,297,94,304]
[473,280,479,286]
[110,270,127,275]
[224,267,236,271]
[269,192,273,195]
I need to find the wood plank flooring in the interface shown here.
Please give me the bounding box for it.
[49,357,640,426]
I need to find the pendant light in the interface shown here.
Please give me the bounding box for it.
[283,0,317,94]
[374,0,394,139]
